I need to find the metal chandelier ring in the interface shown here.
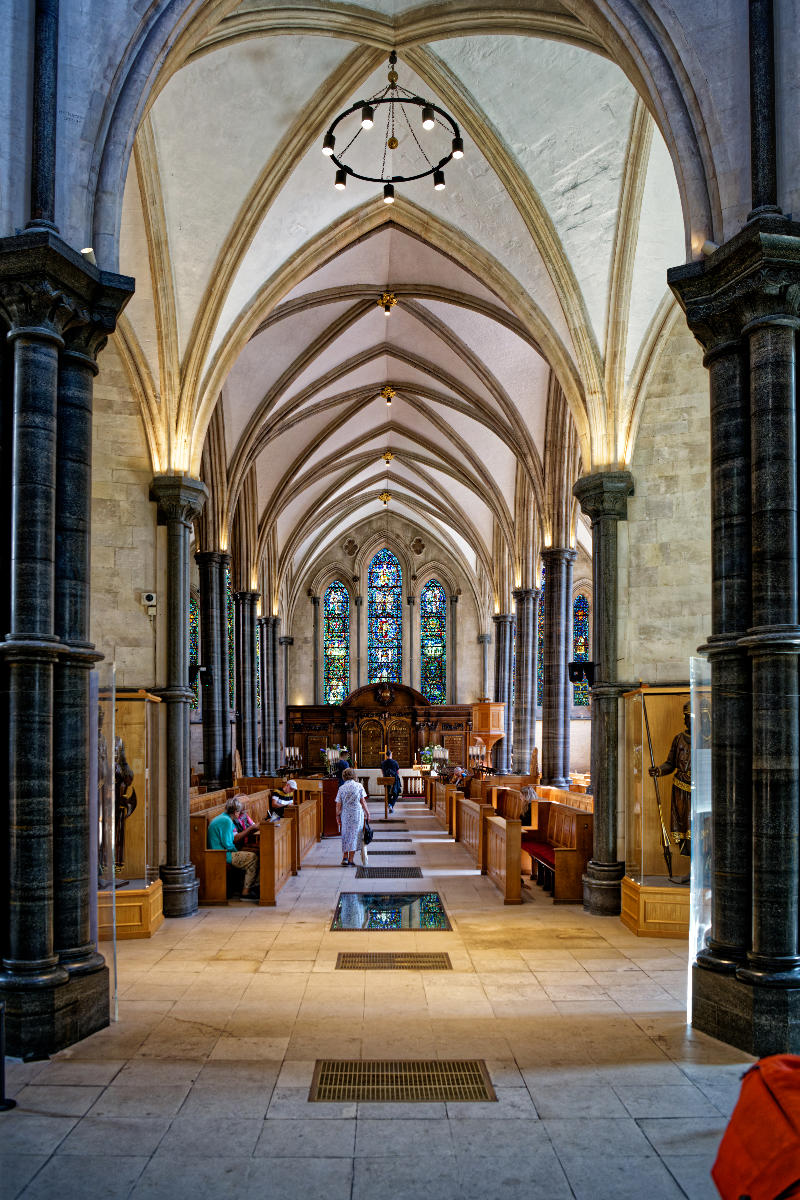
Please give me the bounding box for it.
[326,96,461,184]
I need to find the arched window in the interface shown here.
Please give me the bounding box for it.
[189,595,199,711]
[368,549,402,683]
[225,564,234,709]
[572,593,590,706]
[536,563,545,706]
[324,580,350,704]
[420,579,446,703]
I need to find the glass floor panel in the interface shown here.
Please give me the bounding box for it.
[331,892,451,931]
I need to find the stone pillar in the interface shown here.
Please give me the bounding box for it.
[573,472,633,916]
[512,587,538,775]
[739,317,800,987]
[234,590,259,777]
[52,317,109,980]
[311,594,321,703]
[196,551,226,788]
[355,595,363,688]
[257,614,269,774]
[151,475,207,918]
[279,635,293,754]
[260,615,280,775]
[217,554,232,786]
[449,594,458,703]
[28,0,59,233]
[0,235,131,1058]
[492,613,514,774]
[407,595,415,689]
[541,548,575,787]
[478,632,491,699]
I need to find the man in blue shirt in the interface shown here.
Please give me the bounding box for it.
[335,750,351,786]
[380,752,401,812]
[208,796,259,898]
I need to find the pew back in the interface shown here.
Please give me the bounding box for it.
[483,814,522,905]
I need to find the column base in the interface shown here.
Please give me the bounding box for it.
[696,940,745,974]
[692,962,800,1056]
[159,865,199,918]
[582,860,625,915]
[0,966,109,1060]
[59,947,106,978]
[542,776,571,789]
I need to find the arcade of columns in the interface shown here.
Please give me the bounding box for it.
[1,0,800,1063]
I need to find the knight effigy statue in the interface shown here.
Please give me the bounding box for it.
[649,701,691,857]
[114,735,136,870]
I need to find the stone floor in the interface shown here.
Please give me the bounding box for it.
[2,798,748,1199]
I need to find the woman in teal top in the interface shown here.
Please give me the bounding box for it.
[207,796,259,898]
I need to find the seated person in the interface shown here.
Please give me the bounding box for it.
[232,800,263,845]
[208,796,259,899]
[270,778,297,818]
[519,785,537,828]
[450,765,470,791]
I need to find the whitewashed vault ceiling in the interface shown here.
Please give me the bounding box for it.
[114,2,686,616]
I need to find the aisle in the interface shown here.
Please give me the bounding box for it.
[3,796,749,1200]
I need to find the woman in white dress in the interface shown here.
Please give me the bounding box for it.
[336,768,370,866]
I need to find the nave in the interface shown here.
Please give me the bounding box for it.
[3,795,749,1200]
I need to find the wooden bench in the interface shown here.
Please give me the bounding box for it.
[455,795,493,867]
[481,812,522,904]
[189,813,297,906]
[521,801,593,902]
[432,782,457,834]
[536,785,593,814]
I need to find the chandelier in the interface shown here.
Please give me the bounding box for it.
[322,51,463,202]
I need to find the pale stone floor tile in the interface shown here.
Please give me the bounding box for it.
[455,1147,573,1199]
[352,1153,460,1200]
[154,1114,263,1159]
[25,1059,123,1087]
[128,1157,248,1200]
[354,1116,453,1154]
[114,1059,203,1086]
[638,1117,729,1157]
[615,1082,723,1119]
[661,1154,719,1198]
[16,1154,149,1200]
[56,1115,166,1157]
[12,1084,105,1117]
[0,1112,78,1156]
[268,1086,356,1119]
[558,1152,686,1199]
[0,1154,49,1200]
[255,1118,356,1157]
[88,1083,191,1119]
[529,1081,629,1119]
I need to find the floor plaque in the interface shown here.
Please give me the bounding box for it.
[309,1059,496,1102]
[331,891,451,930]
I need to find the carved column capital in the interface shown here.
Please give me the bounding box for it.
[573,471,634,524]
[150,474,208,527]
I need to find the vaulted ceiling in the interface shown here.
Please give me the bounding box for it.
[114,1,686,618]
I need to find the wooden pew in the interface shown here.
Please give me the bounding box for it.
[281,794,323,871]
[521,801,593,902]
[424,776,436,810]
[536,785,593,814]
[258,817,296,905]
[455,795,493,867]
[481,812,522,905]
[432,782,458,834]
[189,811,298,905]
[189,814,228,905]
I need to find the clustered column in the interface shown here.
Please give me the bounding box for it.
[407,594,415,689]
[234,589,259,777]
[670,217,800,1053]
[573,472,633,916]
[492,612,514,774]
[540,548,575,787]
[311,594,321,703]
[512,587,538,775]
[354,595,363,688]
[478,632,491,699]
[259,614,280,775]
[151,475,208,919]
[0,236,131,1058]
[449,594,458,703]
[195,550,229,788]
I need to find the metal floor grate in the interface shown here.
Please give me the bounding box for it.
[372,837,412,842]
[370,849,417,855]
[372,819,407,825]
[336,952,451,970]
[355,865,422,878]
[309,1059,496,1102]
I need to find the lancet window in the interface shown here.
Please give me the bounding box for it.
[572,593,590,706]
[368,549,402,683]
[324,580,350,704]
[420,578,446,703]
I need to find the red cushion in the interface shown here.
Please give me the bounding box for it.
[522,839,555,867]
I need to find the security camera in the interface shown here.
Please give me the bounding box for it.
[140,591,157,607]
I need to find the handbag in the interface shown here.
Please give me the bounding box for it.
[362,821,374,845]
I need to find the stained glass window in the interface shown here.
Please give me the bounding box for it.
[573,593,590,706]
[324,580,350,704]
[225,564,234,710]
[420,579,446,703]
[368,548,402,683]
[536,563,545,706]
[189,596,199,711]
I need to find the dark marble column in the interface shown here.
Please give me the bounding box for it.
[478,632,491,699]
[234,590,259,777]
[449,594,458,703]
[150,475,207,918]
[52,317,111,980]
[541,549,576,787]
[512,588,538,775]
[196,551,226,788]
[748,0,780,218]
[492,613,514,774]
[279,635,293,761]
[311,594,321,703]
[216,553,232,786]
[407,595,415,689]
[259,615,280,775]
[257,615,269,775]
[573,472,634,916]
[28,0,59,233]
[355,595,363,688]
[739,317,800,987]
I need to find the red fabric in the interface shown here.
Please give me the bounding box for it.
[712,1055,800,1199]
[521,839,554,867]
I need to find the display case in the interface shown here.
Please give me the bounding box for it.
[621,685,691,938]
[97,686,164,940]
[689,656,713,1015]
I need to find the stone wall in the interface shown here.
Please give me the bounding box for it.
[618,319,710,683]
